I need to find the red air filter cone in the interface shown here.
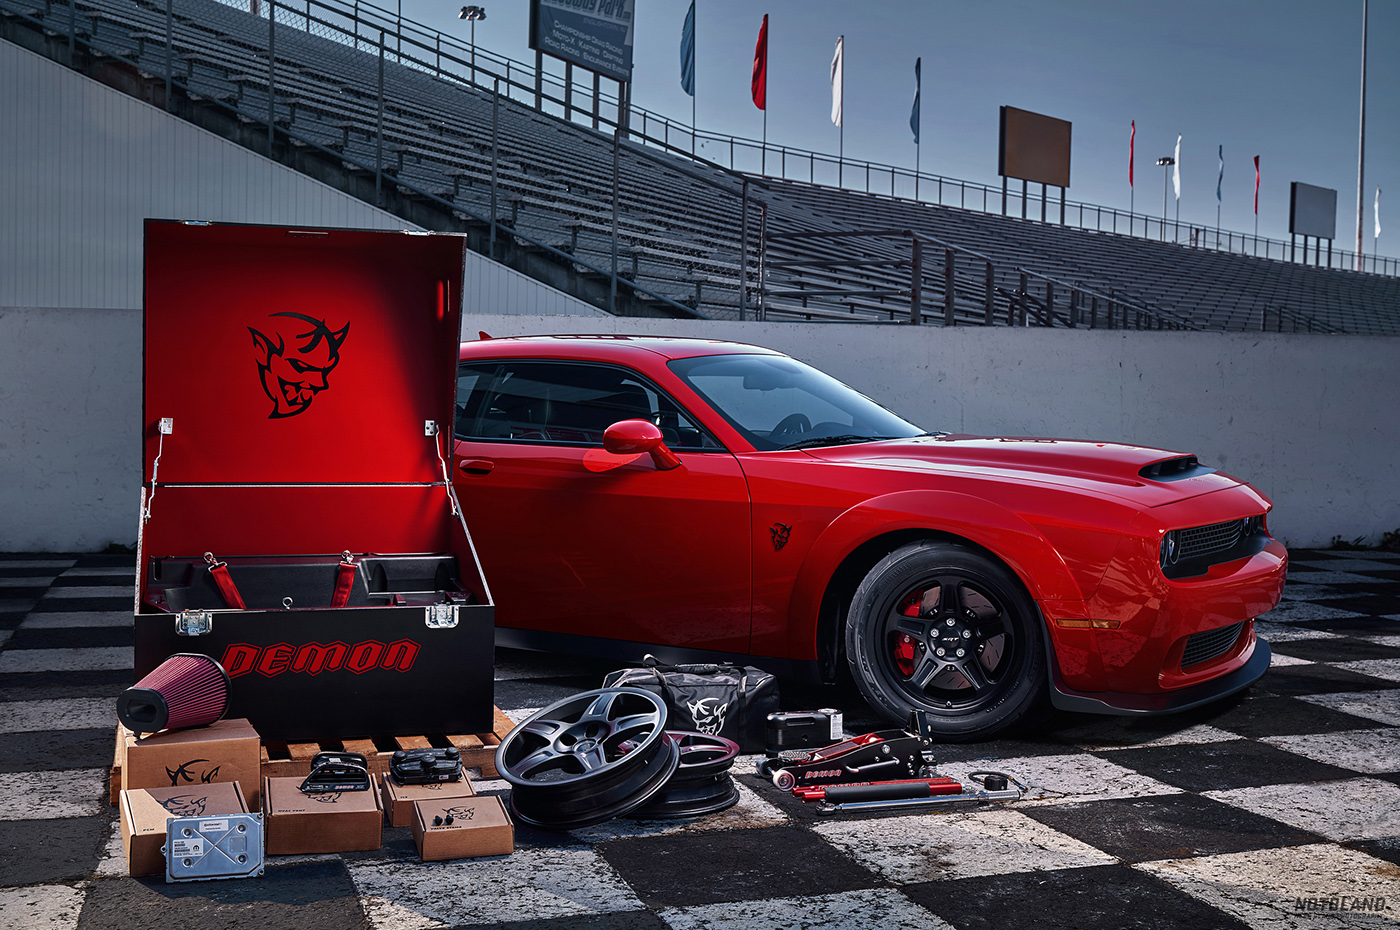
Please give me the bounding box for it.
[117,653,230,737]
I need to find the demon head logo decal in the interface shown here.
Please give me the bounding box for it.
[770,522,792,551]
[166,759,221,786]
[308,792,343,804]
[441,806,476,821]
[159,794,208,818]
[248,312,349,418]
[685,697,730,736]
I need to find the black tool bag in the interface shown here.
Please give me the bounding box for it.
[603,656,779,753]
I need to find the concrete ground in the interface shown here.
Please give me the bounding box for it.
[2,549,1399,929]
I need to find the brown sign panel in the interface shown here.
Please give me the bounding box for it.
[999,106,1072,188]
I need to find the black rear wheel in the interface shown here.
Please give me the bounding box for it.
[844,541,1046,741]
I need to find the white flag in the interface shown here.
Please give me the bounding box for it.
[830,36,844,127]
[1173,134,1181,200]
[1377,186,1383,239]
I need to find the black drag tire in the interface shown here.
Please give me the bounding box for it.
[844,540,1046,741]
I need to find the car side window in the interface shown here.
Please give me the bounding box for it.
[455,361,722,451]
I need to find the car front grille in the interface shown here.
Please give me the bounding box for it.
[1181,622,1245,668]
[1178,519,1245,562]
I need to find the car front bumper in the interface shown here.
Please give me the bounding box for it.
[1047,632,1270,715]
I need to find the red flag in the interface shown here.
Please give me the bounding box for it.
[752,14,768,111]
[1129,120,1135,187]
[1253,155,1260,215]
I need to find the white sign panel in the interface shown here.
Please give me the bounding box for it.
[530,0,635,83]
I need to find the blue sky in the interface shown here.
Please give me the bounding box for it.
[399,0,1396,254]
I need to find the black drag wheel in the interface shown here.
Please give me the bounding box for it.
[628,731,742,820]
[495,688,679,830]
[844,541,1045,741]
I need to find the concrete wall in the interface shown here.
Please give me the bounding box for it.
[2,309,1396,551]
[460,315,1400,550]
[0,307,141,552]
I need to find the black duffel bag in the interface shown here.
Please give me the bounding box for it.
[602,656,779,753]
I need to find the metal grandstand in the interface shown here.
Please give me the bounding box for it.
[3,0,1397,332]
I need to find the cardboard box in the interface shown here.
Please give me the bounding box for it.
[122,718,263,809]
[381,775,476,828]
[411,796,513,862]
[120,782,250,877]
[263,775,382,855]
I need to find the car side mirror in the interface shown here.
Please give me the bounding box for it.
[603,419,681,471]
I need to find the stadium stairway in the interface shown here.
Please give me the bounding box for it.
[3,0,1396,332]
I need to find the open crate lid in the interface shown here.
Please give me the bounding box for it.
[141,221,466,560]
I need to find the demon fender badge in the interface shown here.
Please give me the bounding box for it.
[248,312,349,418]
[770,522,792,551]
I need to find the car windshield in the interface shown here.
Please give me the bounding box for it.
[669,354,928,451]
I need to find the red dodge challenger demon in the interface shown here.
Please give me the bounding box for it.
[452,335,1285,740]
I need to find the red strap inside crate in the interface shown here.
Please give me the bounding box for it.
[331,553,357,609]
[205,555,246,610]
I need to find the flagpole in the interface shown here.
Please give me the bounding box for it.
[762,109,767,174]
[691,2,696,157]
[1354,0,1368,271]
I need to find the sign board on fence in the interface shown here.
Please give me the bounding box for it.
[529,0,635,84]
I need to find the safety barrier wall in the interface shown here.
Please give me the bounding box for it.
[2,307,1395,551]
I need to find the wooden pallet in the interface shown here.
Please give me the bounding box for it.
[109,707,514,805]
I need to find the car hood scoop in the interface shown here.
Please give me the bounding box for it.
[802,435,1244,506]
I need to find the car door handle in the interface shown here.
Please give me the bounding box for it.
[458,459,495,476]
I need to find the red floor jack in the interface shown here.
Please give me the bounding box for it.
[807,771,1024,815]
[757,713,1024,815]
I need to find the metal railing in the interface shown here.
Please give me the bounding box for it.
[760,228,1198,330]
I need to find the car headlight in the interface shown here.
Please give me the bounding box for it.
[1160,530,1180,568]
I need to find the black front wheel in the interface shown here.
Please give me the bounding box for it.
[845,541,1046,741]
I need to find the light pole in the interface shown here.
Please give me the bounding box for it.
[1157,156,1174,241]
[459,6,486,84]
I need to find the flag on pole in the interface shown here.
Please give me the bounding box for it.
[1216,145,1223,204]
[1173,134,1181,200]
[1129,120,1135,187]
[910,57,920,144]
[830,36,843,127]
[1253,155,1260,215]
[1377,186,1383,239]
[680,1,695,97]
[751,15,767,110]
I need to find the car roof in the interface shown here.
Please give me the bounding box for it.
[457,334,785,363]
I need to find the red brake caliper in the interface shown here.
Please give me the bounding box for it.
[894,591,922,676]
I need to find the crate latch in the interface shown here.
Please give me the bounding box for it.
[176,610,214,636]
[424,603,458,629]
